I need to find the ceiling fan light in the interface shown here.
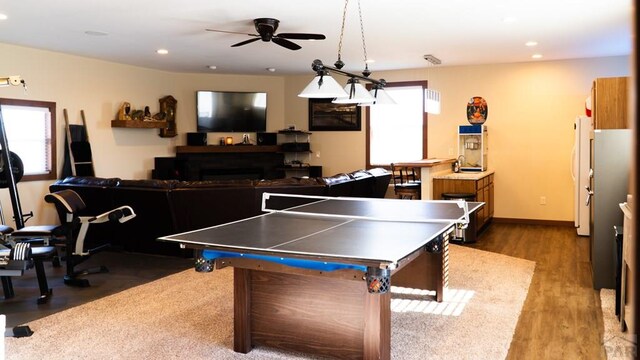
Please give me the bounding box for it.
[298,73,349,98]
[332,79,375,104]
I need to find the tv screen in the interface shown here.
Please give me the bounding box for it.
[196,91,267,132]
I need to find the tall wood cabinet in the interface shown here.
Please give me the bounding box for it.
[591,76,629,129]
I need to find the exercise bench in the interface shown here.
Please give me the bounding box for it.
[9,190,136,287]
[1,225,56,304]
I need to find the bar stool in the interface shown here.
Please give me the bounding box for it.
[390,163,421,200]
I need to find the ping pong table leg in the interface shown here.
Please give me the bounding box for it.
[363,292,391,360]
[233,268,252,353]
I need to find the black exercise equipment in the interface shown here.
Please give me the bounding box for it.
[1,240,56,304]
[11,190,136,287]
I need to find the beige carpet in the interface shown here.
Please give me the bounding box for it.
[5,245,534,360]
[601,289,636,360]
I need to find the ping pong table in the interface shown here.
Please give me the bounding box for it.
[158,193,482,360]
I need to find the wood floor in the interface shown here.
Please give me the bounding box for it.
[469,222,607,360]
[2,223,607,358]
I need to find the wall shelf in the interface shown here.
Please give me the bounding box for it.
[111,120,168,129]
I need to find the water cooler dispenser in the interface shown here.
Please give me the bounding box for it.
[458,125,488,172]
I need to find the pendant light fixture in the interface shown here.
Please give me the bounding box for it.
[298,0,394,105]
[423,54,442,114]
[297,70,349,98]
[332,78,374,104]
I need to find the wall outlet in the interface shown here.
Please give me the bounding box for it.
[448,147,454,156]
[540,196,546,205]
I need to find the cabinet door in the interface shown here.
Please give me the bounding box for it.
[432,179,475,200]
[592,77,628,129]
[488,182,494,218]
[476,180,486,227]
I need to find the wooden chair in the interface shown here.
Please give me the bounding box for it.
[391,163,421,200]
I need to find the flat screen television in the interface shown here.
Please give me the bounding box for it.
[196,90,267,132]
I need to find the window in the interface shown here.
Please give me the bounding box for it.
[366,81,428,168]
[0,98,57,181]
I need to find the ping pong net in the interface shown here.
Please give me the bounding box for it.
[260,192,471,228]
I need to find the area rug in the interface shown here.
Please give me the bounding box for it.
[5,245,534,360]
[601,289,636,360]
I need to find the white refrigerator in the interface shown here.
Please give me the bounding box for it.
[572,116,592,236]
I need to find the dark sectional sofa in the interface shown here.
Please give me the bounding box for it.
[49,169,391,257]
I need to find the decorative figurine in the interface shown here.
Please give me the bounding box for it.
[131,109,144,120]
[117,102,132,120]
[143,106,152,120]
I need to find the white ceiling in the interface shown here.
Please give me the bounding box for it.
[0,0,633,75]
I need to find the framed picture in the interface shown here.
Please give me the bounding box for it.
[308,98,361,131]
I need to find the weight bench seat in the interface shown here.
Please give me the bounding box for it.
[0,225,13,236]
[1,245,56,304]
[9,225,60,240]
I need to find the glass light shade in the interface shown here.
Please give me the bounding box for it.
[298,74,348,98]
[332,80,375,104]
[360,87,396,106]
[425,88,441,114]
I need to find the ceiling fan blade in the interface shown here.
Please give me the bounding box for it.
[277,33,326,40]
[231,37,261,47]
[272,37,302,50]
[205,28,259,37]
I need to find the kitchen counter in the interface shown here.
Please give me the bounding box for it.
[394,158,456,168]
[393,158,456,200]
[433,170,495,180]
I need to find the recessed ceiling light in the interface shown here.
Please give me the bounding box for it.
[207,65,217,70]
[525,41,538,47]
[156,49,169,55]
[85,30,108,36]
[532,54,543,59]
[0,13,8,20]
[502,16,517,23]
[266,68,276,72]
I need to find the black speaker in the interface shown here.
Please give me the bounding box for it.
[187,132,207,146]
[257,132,277,146]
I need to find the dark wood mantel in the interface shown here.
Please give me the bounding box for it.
[172,145,285,180]
[176,145,281,154]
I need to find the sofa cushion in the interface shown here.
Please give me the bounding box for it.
[116,179,179,189]
[175,179,254,188]
[55,176,121,187]
[348,170,376,197]
[366,168,392,198]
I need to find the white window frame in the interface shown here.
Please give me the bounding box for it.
[0,98,57,182]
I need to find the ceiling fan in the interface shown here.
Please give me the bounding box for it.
[206,18,326,51]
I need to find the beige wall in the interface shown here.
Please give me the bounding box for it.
[0,42,286,226]
[285,57,630,221]
[0,41,630,228]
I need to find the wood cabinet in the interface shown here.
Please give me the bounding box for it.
[591,77,629,129]
[432,173,494,235]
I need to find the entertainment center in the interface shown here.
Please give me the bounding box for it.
[152,145,285,181]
